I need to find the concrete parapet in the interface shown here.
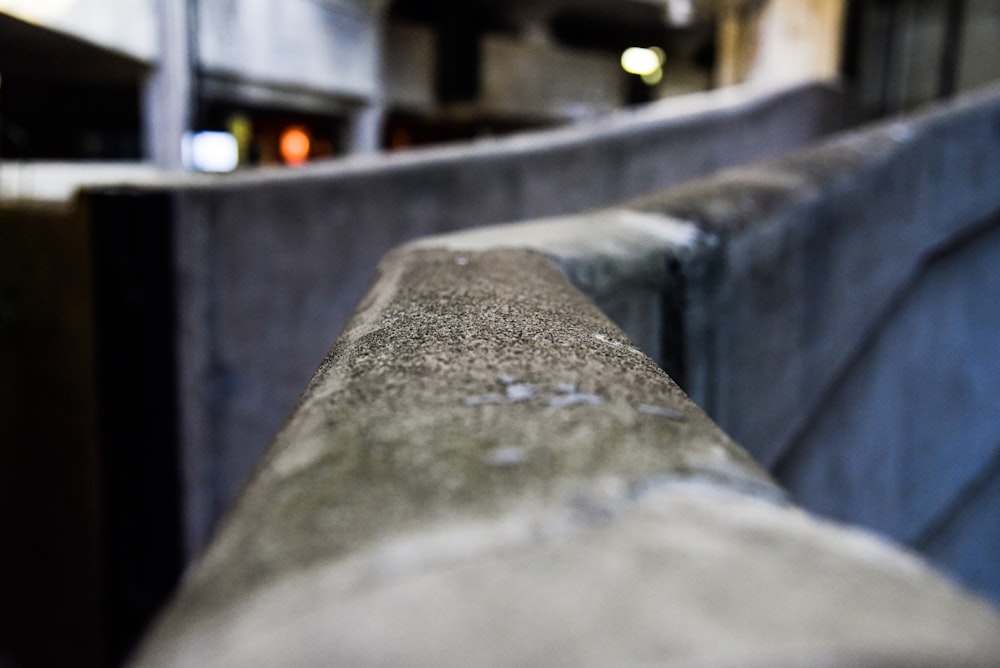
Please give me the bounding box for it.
[133,246,1000,667]
[0,81,847,663]
[419,81,1000,605]
[153,80,844,554]
[134,84,1000,660]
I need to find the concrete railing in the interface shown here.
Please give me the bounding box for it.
[411,81,1000,606]
[81,80,845,559]
[1,80,847,667]
[132,82,1000,665]
[130,80,1000,665]
[132,245,1000,665]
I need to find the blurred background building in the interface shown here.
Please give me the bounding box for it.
[1,0,998,174]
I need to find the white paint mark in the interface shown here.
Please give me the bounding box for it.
[888,123,913,143]
[594,332,644,356]
[484,445,528,467]
[548,393,603,408]
[594,332,613,344]
[637,404,685,421]
[467,380,604,409]
[506,383,536,402]
[454,256,469,266]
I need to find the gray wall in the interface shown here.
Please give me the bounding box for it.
[153,81,845,554]
[777,218,1000,600]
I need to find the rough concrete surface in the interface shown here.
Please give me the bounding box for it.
[381,83,1000,608]
[133,248,1000,667]
[163,81,843,555]
[409,207,715,364]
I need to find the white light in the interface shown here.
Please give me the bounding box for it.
[0,0,78,23]
[621,47,663,76]
[666,0,694,26]
[182,132,239,173]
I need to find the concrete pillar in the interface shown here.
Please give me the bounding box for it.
[142,0,191,169]
[345,103,385,154]
[344,0,389,154]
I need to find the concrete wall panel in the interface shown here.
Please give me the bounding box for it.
[480,36,626,120]
[777,217,1000,570]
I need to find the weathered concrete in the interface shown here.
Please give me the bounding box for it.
[409,208,714,367]
[133,247,1000,667]
[420,81,1000,605]
[628,85,1000,606]
[157,80,843,554]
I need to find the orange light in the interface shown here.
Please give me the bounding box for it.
[280,126,311,166]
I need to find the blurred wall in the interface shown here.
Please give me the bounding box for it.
[196,0,382,103]
[479,35,627,120]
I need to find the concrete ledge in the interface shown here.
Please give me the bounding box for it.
[411,82,1000,604]
[133,247,1000,666]
[0,82,849,662]
[154,80,843,554]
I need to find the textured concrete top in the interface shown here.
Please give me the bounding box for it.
[134,247,1000,667]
